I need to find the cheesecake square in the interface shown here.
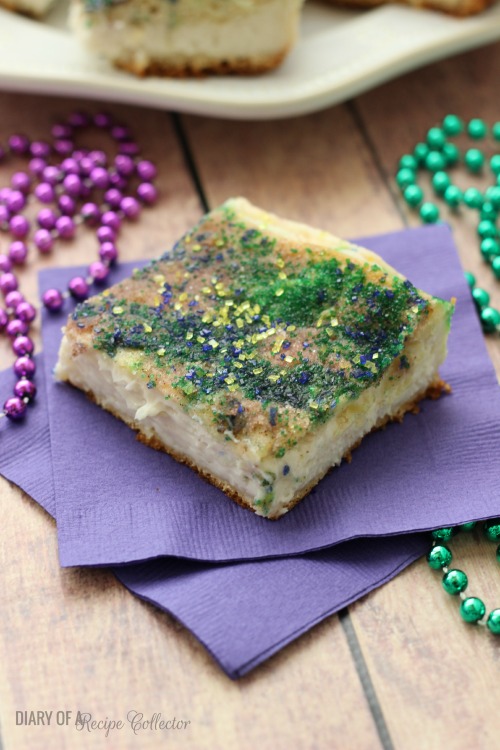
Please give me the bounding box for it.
[69,0,304,77]
[55,198,454,519]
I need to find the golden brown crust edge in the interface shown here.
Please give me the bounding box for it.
[60,376,450,520]
[0,0,41,16]
[324,0,492,16]
[113,47,290,78]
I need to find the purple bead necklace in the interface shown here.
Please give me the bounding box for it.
[0,111,158,423]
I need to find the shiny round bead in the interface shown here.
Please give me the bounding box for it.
[99,242,118,264]
[0,255,12,273]
[34,183,55,204]
[480,238,499,262]
[96,225,115,244]
[460,596,486,623]
[396,168,416,189]
[118,141,139,157]
[464,271,476,288]
[68,111,90,128]
[460,521,477,532]
[16,301,36,322]
[34,229,54,254]
[0,308,8,330]
[89,149,107,167]
[88,261,109,284]
[472,287,490,309]
[68,276,89,300]
[420,202,440,224]
[8,241,28,265]
[432,527,454,541]
[414,142,429,164]
[42,288,64,312]
[432,171,450,195]
[60,157,80,175]
[30,140,51,159]
[493,122,500,141]
[491,256,500,280]
[443,143,460,166]
[11,171,31,193]
[486,609,500,635]
[90,166,109,189]
[3,396,26,421]
[81,202,101,226]
[136,159,157,181]
[427,544,452,570]
[5,290,23,309]
[0,272,18,295]
[58,195,76,217]
[426,127,446,150]
[468,118,487,139]
[6,319,27,337]
[14,378,36,401]
[37,208,57,230]
[403,184,423,207]
[29,157,46,176]
[62,173,82,198]
[115,154,135,176]
[101,210,121,232]
[120,196,141,219]
[55,216,75,239]
[444,185,462,208]
[425,151,446,172]
[442,569,468,595]
[14,356,35,377]
[0,204,10,224]
[399,154,418,171]
[442,114,464,136]
[480,202,498,222]
[137,182,158,205]
[111,125,131,141]
[9,215,30,239]
[51,123,72,139]
[480,307,500,333]
[464,148,485,173]
[110,174,127,191]
[42,166,62,185]
[94,112,113,128]
[104,188,122,209]
[12,335,34,356]
[8,134,30,155]
[54,140,74,157]
[464,187,483,209]
[6,190,26,213]
[477,220,497,239]
[490,155,500,175]
[485,186,500,209]
[483,519,500,541]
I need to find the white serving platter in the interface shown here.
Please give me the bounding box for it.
[1,1,500,120]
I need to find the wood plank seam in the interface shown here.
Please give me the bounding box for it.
[347,101,409,229]
[171,112,210,214]
[340,610,396,750]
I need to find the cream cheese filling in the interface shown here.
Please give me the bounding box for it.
[55,303,449,518]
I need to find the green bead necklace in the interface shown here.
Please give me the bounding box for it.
[395,114,500,334]
[427,522,500,634]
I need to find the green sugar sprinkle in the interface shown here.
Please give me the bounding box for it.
[72,205,447,424]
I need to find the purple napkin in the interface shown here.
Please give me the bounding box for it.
[40,224,500,567]
[0,363,427,678]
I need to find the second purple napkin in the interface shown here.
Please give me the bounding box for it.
[40,224,500,567]
[0,363,427,678]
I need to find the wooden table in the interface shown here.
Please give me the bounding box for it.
[1,39,499,750]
